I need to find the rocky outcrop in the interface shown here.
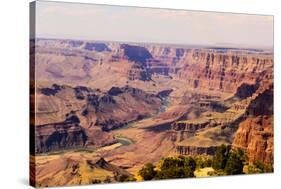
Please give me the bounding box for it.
[73,86,92,100]
[232,86,273,164]
[128,63,151,81]
[232,116,273,164]
[172,120,209,132]
[35,156,133,187]
[246,86,273,116]
[234,83,259,99]
[83,85,163,131]
[176,145,219,156]
[35,110,116,153]
[89,157,133,178]
[177,50,273,93]
[120,44,154,81]
[35,112,88,153]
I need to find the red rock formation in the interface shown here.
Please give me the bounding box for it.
[232,116,273,165]
[232,86,273,165]
[177,50,273,93]
[171,120,209,132]
[176,145,218,156]
[35,112,115,153]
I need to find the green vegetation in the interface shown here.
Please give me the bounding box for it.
[114,174,136,182]
[155,156,195,179]
[211,145,246,175]
[248,160,274,174]
[194,156,212,169]
[138,156,196,180]
[207,169,226,176]
[224,148,246,175]
[139,163,157,180]
[138,145,273,180]
[212,144,229,170]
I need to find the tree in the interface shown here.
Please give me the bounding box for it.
[156,166,194,179]
[183,156,196,172]
[212,144,229,170]
[194,156,204,169]
[194,156,212,168]
[203,158,213,168]
[138,163,157,180]
[248,160,274,174]
[248,164,263,174]
[224,149,245,175]
[139,156,197,181]
[156,156,195,179]
[114,174,136,182]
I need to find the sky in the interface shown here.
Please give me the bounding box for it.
[34,0,274,49]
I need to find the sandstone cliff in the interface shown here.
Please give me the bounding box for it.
[232,86,273,165]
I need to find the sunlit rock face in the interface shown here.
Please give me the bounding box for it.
[232,86,273,165]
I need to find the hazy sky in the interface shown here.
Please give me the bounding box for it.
[35,0,273,48]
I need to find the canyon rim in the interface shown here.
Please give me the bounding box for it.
[30,1,274,187]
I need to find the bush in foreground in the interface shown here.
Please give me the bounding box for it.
[212,144,229,170]
[224,149,246,175]
[156,156,195,179]
[248,160,274,174]
[139,156,196,180]
[138,163,157,180]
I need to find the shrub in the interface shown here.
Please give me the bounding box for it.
[224,149,246,175]
[195,156,213,168]
[183,156,196,172]
[248,160,274,174]
[203,158,213,168]
[139,156,197,180]
[138,163,157,180]
[207,169,226,176]
[115,174,136,182]
[156,156,195,179]
[156,166,194,179]
[212,144,229,170]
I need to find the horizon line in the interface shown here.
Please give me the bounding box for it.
[33,36,274,51]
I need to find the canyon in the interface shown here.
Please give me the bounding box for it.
[31,38,273,186]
